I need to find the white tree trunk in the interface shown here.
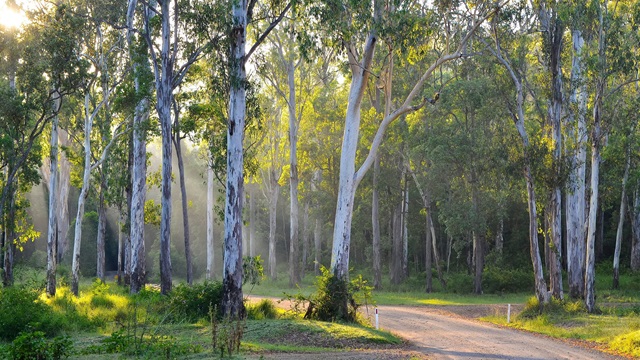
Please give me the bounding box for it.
[46,94,60,296]
[632,184,640,271]
[222,0,247,317]
[584,126,600,312]
[402,167,409,279]
[128,0,149,294]
[613,145,630,288]
[206,161,215,280]
[302,202,310,277]
[268,181,279,279]
[566,28,587,300]
[372,156,381,288]
[57,129,71,262]
[249,182,256,257]
[71,95,94,296]
[287,63,301,287]
[96,189,107,282]
[175,132,192,285]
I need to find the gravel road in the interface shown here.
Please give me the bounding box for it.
[376,305,625,360]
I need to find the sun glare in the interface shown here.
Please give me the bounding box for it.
[0,1,28,29]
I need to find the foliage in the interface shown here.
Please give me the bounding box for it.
[210,306,245,358]
[246,299,278,320]
[243,255,264,289]
[7,331,72,360]
[166,281,223,322]
[609,330,640,358]
[445,273,474,294]
[482,267,534,294]
[0,287,64,340]
[300,266,373,323]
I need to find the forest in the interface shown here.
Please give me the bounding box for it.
[2,0,640,352]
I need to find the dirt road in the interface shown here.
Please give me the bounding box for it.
[376,305,624,360]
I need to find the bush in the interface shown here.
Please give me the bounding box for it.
[610,330,640,358]
[482,267,534,294]
[246,299,278,320]
[0,287,64,340]
[166,282,223,322]
[8,330,73,360]
[301,266,373,323]
[446,273,474,294]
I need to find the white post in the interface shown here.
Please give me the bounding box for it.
[507,304,511,323]
[375,308,379,329]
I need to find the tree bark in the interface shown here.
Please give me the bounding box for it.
[128,0,149,295]
[268,180,279,279]
[372,155,382,289]
[222,0,247,318]
[288,62,301,287]
[46,94,60,297]
[301,202,309,277]
[391,202,403,285]
[57,129,71,263]
[175,130,192,285]
[402,167,409,280]
[566,28,587,300]
[206,159,215,280]
[613,145,630,289]
[156,0,174,295]
[96,188,107,282]
[71,94,95,296]
[249,182,256,258]
[632,184,640,271]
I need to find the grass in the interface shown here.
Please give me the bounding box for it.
[482,297,640,358]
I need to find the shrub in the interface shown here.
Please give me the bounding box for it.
[446,272,474,294]
[610,330,640,358]
[0,287,64,340]
[301,266,373,323]
[8,330,73,360]
[166,282,223,322]
[482,267,534,294]
[246,299,278,320]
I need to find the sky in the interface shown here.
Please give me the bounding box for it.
[0,0,29,29]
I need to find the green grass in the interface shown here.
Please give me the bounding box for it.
[372,291,531,306]
[483,297,640,358]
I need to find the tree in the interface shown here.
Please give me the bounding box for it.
[323,1,498,288]
[221,0,291,317]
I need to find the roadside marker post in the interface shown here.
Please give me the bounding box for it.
[507,304,511,324]
[375,308,379,329]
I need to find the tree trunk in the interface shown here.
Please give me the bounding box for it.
[175,132,193,285]
[128,0,149,294]
[3,189,16,286]
[301,202,309,277]
[632,184,640,271]
[566,28,587,300]
[57,129,71,263]
[117,207,127,286]
[222,0,247,318]
[46,96,60,297]
[249,182,256,258]
[314,217,321,275]
[372,155,382,289]
[331,35,377,281]
[268,181,279,279]
[206,160,215,280]
[424,205,433,293]
[391,203,403,285]
[288,61,301,287]
[71,102,94,296]
[495,220,504,256]
[124,131,134,286]
[402,168,409,280]
[96,188,107,282]
[157,0,174,295]
[613,145,630,289]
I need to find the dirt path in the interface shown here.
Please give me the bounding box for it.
[376,305,624,360]
[248,297,626,359]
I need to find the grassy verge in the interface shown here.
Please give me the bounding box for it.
[482,298,640,358]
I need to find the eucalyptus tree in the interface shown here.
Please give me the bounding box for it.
[484,4,550,305]
[221,0,291,317]
[0,3,88,295]
[69,17,126,296]
[306,0,500,296]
